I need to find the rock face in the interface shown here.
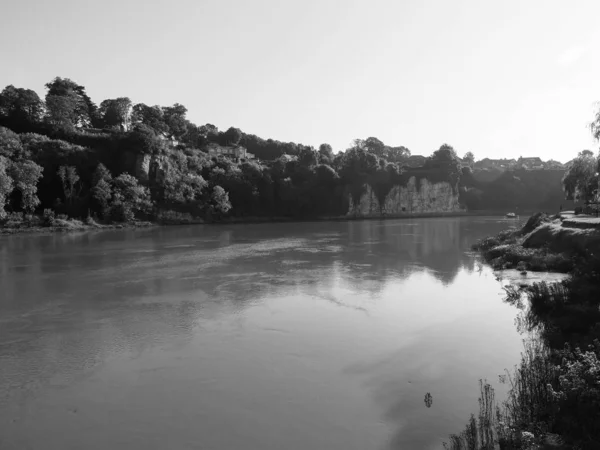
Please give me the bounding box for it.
[347,177,462,216]
[134,153,152,182]
[132,153,168,183]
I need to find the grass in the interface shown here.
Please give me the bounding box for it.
[0,211,153,235]
[444,340,560,450]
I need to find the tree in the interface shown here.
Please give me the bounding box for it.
[9,159,43,213]
[386,146,411,163]
[297,146,318,167]
[91,164,113,214]
[0,156,13,219]
[57,165,81,205]
[45,77,96,128]
[98,97,132,131]
[109,173,152,222]
[318,143,334,164]
[45,94,80,131]
[425,144,462,187]
[131,104,169,135]
[0,126,26,159]
[222,127,243,146]
[124,123,163,155]
[338,145,379,205]
[364,137,386,158]
[0,85,44,124]
[463,151,475,167]
[162,103,188,140]
[210,185,231,215]
[562,150,599,204]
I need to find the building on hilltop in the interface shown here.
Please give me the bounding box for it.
[474,158,517,170]
[206,143,255,160]
[517,157,544,170]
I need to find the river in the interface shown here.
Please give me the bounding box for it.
[0,217,525,450]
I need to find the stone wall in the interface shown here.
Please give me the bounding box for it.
[347,176,463,216]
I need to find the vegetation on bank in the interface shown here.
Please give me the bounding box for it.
[1,77,469,229]
[0,77,590,231]
[447,135,600,449]
[471,212,600,274]
[445,212,600,449]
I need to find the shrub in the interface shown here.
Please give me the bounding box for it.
[42,208,56,226]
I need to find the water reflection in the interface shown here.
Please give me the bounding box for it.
[0,217,520,450]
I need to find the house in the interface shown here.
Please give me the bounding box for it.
[474,158,517,170]
[517,157,544,170]
[206,144,254,160]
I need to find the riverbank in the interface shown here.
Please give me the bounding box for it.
[446,212,600,450]
[472,212,600,273]
[0,217,155,235]
[1,209,521,236]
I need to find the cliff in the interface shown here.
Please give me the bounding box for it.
[347,176,462,216]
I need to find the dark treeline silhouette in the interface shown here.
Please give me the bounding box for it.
[0,77,573,226]
[0,77,463,224]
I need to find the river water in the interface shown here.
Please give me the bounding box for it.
[0,217,525,450]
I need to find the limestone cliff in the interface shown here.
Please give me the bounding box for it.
[347,176,462,216]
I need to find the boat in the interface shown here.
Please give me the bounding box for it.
[506,212,517,218]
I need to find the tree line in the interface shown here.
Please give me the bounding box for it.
[0,77,467,224]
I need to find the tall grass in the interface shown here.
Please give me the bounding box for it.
[444,339,558,450]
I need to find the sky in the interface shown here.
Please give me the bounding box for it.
[2,0,600,162]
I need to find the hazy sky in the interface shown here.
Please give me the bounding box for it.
[2,0,600,162]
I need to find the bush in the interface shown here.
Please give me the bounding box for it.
[155,210,199,225]
[2,211,24,228]
[108,202,134,223]
[42,208,56,226]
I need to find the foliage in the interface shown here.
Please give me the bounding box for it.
[561,150,599,204]
[0,155,13,219]
[0,85,44,125]
[45,77,96,129]
[98,97,132,131]
[9,159,43,213]
[57,165,80,205]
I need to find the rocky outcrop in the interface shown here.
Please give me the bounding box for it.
[134,153,152,182]
[132,153,168,183]
[347,177,462,216]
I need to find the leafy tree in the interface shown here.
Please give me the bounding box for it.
[364,137,386,158]
[0,85,44,124]
[162,103,188,140]
[297,146,318,167]
[57,165,81,205]
[91,163,113,213]
[158,152,207,204]
[463,151,475,167]
[109,173,152,222]
[45,77,96,128]
[123,123,163,155]
[98,97,132,131]
[386,146,411,163]
[425,144,462,187]
[338,145,379,205]
[562,150,599,204]
[222,127,243,146]
[9,159,43,213]
[0,126,26,159]
[131,104,169,135]
[210,185,232,215]
[318,143,334,164]
[45,95,80,130]
[0,156,13,219]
